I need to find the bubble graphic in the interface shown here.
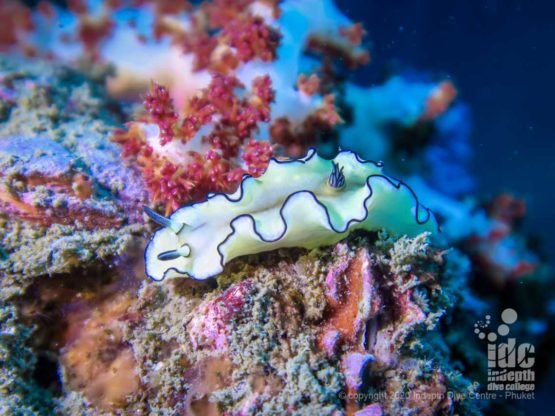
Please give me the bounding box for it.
[498,324,510,336]
[479,333,485,340]
[474,328,480,334]
[501,308,518,325]
[488,332,497,342]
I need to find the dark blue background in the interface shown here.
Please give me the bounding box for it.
[337,0,555,262]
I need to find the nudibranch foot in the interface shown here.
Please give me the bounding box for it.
[144,149,438,281]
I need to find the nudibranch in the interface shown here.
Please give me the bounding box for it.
[144,149,438,281]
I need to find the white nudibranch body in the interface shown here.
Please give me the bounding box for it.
[144,149,438,281]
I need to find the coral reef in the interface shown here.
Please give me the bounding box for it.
[54,232,478,415]
[340,75,473,197]
[0,57,146,296]
[113,75,275,213]
[0,1,552,416]
[107,0,363,211]
[0,303,57,415]
[468,194,538,286]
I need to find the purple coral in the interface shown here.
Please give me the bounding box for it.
[0,135,146,228]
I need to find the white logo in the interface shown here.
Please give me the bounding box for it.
[474,308,535,395]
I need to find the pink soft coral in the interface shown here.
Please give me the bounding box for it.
[114,75,275,214]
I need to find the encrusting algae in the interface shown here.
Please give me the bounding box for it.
[55,231,478,415]
[0,56,147,298]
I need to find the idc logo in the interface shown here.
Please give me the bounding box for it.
[474,308,535,394]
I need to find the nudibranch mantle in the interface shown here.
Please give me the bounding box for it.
[145,149,438,281]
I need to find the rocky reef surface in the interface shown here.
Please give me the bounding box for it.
[0,58,476,416]
[0,1,553,415]
[0,58,146,294]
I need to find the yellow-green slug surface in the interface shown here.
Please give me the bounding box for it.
[145,149,438,280]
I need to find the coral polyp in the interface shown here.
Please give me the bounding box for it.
[144,149,437,281]
[114,74,276,214]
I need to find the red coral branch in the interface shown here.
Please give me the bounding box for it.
[114,75,275,214]
[144,82,179,145]
[243,140,273,176]
[223,15,281,63]
[339,23,366,46]
[180,0,280,72]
